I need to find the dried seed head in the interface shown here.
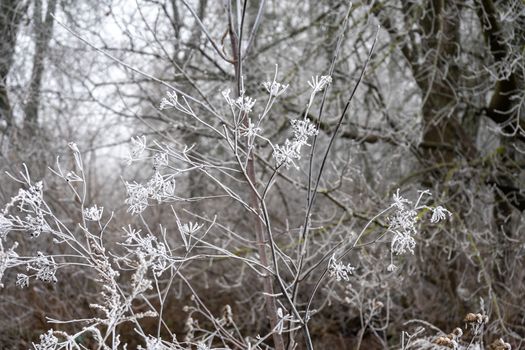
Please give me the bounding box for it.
[451,327,463,338]
[434,336,455,348]
[222,304,233,326]
[464,312,488,324]
[373,300,384,309]
[490,338,511,350]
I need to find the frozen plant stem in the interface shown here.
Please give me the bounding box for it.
[291,2,353,323]
[226,2,286,349]
[295,23,380,346]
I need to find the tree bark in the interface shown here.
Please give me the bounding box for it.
[23,0,58,134]
[0,0,30,130]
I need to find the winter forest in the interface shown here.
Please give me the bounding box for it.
[0,0,524,349]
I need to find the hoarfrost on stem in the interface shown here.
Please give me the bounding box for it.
[84,204,104,221]
[328,254,356,282]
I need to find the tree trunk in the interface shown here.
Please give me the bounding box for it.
[0,0,29,131]
[23,0,57,134]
